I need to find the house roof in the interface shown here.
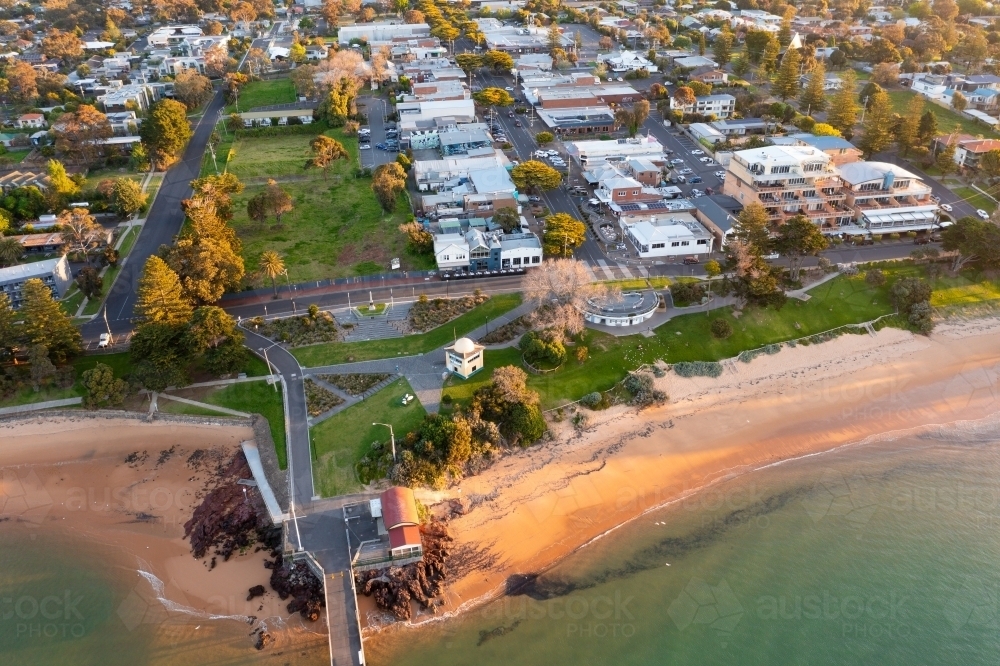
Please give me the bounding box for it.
[793,134,858,151]
[380,487,419,530]
[837,161,920,185]
[959,138,1000,153]
[388,524,422,549]
[19,113,43,120]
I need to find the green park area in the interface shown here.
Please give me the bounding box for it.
[311,377,426,497]
[208,122,433,282]
[887,90,1000,140]
[291,293,523,367]
[951,186,997,213]
[224,78,297,115]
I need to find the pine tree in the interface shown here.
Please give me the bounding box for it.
[713,29,732,66]
[826,69,860,138]
[772,47,801,101]
[760,38,780,78]
[858,88,895,159]
[917,110,939,145]
[799,61,828,114]
[19,278,82,363]
[895,94,924,156]
[698,32,706,56]
[135,256,193,326]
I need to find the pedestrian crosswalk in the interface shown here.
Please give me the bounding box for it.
[588,260,654,281]
[595,259,617,280]
[617,263,634,279]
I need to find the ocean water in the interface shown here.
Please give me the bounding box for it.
[368,416,1000,666]
[0,524,327,665]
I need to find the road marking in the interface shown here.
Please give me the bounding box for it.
[595,259,616,280]
[617,263,634,279]
[583,263,600,282]
[637,265,649,278]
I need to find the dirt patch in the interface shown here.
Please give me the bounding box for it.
[304,378,345,416]
[408,293,489,333]
[318,373,391,396]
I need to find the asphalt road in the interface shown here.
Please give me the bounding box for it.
[81,91,227,344]
[358,96,396,170]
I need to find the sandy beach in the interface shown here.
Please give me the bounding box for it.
[373,317,1000,631]
[0,417,328,662]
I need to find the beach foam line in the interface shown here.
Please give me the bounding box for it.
[134,558,258,625]
[375,409,1000,634]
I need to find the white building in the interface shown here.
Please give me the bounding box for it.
[600,50,659,73]
[566,136,666,167]
[838,161,940,234]
[445,337,485,379]
[432,228,542,272]
[146,25,203,48]
[670,94,736,119]
[337,22,431,45]
[620,213,713,258]
[0,256,72,308]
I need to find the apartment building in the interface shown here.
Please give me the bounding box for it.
[838,162,939,234]
[670,94,736,119]
[433,226,542,271]
[566,136,666,168]
[337,22,431,45]
[723,145,853,233]
[0,256,72,308]
[620,212,713,259]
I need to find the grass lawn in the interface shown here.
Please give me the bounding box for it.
[952,186,996,213]
[156,400,226,417]
[205,380,287,468]
[292,293,523,367]
[83,169,144,192]
[926,270,1000,309]
[223,126,435,282]
[225,79,297,115]
[145,174,163,203]
[311,377,426,497]
[0,352,133,407]
[60,287,84,316]
[887,90,1000,140]
[446,275,896,410]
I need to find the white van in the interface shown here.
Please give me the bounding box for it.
[519,215,530,233]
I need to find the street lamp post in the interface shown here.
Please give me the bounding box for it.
[373,422,396,460]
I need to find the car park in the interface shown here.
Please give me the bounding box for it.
[940,203,953,212]
[977,209,990,219]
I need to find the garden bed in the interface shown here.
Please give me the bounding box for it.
[317,373,391,396]
[304,379,345,417]
[251,312,340,345]
[408,292,489,332]
[479,316,528,344]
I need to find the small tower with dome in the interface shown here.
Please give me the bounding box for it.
[444,337,485,379]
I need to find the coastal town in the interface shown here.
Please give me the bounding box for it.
[1,0,1000,663]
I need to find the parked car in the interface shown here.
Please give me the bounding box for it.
[529,195,541,202]
[914,236,931,245]
[690,176,703,183]
[691,189,705,197]
[977,209,990,219]
[616,76,623,81]
[547,150,559,156]
[764,252,780,259]
[691,149,704,155]
[682,256,700,265]
[98,333,110,348]
[534,151,548,158]
[679,168,693,175]
[670,158,684,165]
[361,144,373,150]
[700,157,713,163]
[714,171,726,178]
[940,203,953,212]
[504,86,514,91]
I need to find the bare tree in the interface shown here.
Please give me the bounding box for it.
[60,208,105,265]
[522,258,616,339]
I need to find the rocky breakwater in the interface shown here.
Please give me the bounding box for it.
[354,521,452,621]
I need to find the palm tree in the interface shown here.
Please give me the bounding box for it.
[258,250,285,297]
[0,237,23,267]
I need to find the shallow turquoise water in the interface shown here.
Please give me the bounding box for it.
[369,422,1000,665]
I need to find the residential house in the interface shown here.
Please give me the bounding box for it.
[952,138,1000,169]
[432,226,542,271]
[691,68,728,85]
[789,134,863,167]
[17,113,45,129]
[600,50,659,73]
[12,233,66,254]
[619,212,713,259]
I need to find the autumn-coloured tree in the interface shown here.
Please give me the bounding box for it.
[473,87,514,106]
[174,69,214,110]
[139,99,192,170]
[41,29,83,64]
[308,135,349,179]
[542,213,587,258]
[53,104,113,166]
[511,160,562,192]
[371,162,407,212]
[4,60,37,103]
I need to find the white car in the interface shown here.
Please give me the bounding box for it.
[691,189,704,197]
[691,149,704,155]
[678,168,693,175]
[359,144,371,149]
[534,151,548,158]
[764,252,780,259]
[547,150,559,156]
[977,209,990,219]
[940,203,953,212]
[504,86,514,91]
[98,333,110,348]
[670,158,684,165]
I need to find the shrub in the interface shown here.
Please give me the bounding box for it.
[520,331,566,366]
[865,269,886,287]
[908,301,934,333]
[673,361,723,378]
[670,281,706,306]
[579,391,603,408]
[623,372,667,407]
[575,345,589,363]
[710,318,733,339]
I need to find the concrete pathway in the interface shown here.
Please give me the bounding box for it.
[0,397,82,415]
[787,270,842,301]
[155,392,251,417]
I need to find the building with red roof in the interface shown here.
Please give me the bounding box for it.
[379,487,423,560]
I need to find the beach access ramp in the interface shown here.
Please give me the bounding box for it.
[241,441,289,524]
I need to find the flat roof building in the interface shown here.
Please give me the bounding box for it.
[0,256,72,308]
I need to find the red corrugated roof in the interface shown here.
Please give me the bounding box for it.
[380,486,419,530]
[389,525,422,550]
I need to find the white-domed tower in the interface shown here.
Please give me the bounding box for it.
[444,337,486,379]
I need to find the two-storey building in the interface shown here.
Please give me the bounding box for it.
[838,162,939,234]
